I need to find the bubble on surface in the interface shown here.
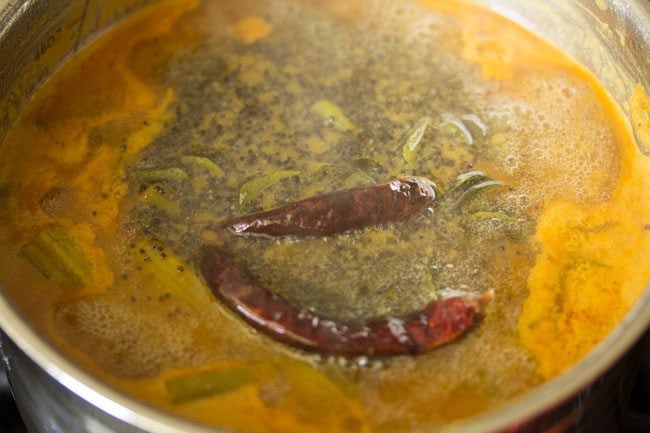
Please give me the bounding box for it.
[54,296,204,378]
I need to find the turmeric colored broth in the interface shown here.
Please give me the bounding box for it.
[1,0,650,431]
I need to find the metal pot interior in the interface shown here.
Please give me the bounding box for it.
[1,0,650,432]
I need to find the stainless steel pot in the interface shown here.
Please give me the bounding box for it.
[1,1,650,432]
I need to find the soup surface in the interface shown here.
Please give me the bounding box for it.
[2,0,650,431]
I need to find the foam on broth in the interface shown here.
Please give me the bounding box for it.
[1,0,649,432]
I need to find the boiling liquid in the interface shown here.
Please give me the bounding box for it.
[1,0,649,432]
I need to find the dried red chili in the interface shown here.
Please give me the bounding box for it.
[200,246,492,357]
[222,176,437,237]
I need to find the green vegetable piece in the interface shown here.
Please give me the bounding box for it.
[239,170,300,206]
[461,114,488,138]
[140,184,181,214]
[180,156,225,178]
[454,170,490,189]
[442,113,474,145]
[21,225,92,285]
[452,170,505,207]
[456,180,505,206]
[402,116,432,165]
[311,99,356,132]
[137,167,188,182]
[166,366,255,403]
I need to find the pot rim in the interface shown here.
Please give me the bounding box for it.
[2,0,650,432]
